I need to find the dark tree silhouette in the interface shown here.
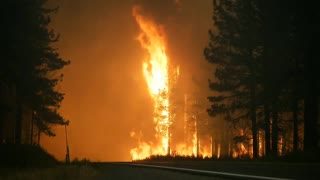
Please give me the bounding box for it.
[204,0,263,158]
[298,2,320,153]
[1,0,69,143]
[260,0,320,154]
[205,0,320,158]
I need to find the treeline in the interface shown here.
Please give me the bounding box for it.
[204,0,319,158]
[0,0,69,144]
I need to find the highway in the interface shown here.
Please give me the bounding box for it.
[94,163,227,180]
[92,161,319,180]
[127,161,320,180]
[2,161,317,180]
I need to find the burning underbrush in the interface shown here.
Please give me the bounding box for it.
[132,154,253,162]
[136,155,211,161]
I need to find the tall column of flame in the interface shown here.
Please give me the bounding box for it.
[131,6,170,159]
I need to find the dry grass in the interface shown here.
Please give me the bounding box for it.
[0,165,102,180]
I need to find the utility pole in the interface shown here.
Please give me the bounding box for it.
[65,124,70,164]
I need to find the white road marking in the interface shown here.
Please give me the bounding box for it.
[121,163,295,180]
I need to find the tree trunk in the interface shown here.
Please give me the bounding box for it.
[37,128,41,146]
[264,104,271,156]
[211,135,215,157]
[271,103,279,156]
[0,114,4,143]
[282,135,287,155]
[30,111,34,145]
[221,127,229,158]
[293,99,299,151]
[301,0,319,153]
[303,54,318,152]
[304,92,318,152]
[15,99,22,144]
[167,126,171,156]
[196,129,200,157]
[250,86,258,158]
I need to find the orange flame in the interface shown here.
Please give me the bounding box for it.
[130,6,212,161]
[192,120,198,156]
[131,6,170,160]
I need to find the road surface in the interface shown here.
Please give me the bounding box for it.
[130,161,320,180]
[4,162,315,179]
[95,163,228,180]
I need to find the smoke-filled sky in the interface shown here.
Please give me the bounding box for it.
[42,0,213,162]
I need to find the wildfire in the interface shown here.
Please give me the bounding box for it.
[130,5,212,161]
[130,6,171,160]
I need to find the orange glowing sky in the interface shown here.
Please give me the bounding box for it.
[42,0,213,162]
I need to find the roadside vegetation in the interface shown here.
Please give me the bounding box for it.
[136,152,320,163]
[0,165,101,180]
[0,145,101,180]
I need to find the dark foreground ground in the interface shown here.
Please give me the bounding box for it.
[0,163,228,180]
[2,145,319,179]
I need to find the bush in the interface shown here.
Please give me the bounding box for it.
[0,144,58,168]
[71,158,91,165]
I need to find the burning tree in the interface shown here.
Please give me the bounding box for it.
[130,4,212,160]
[130,5,173,159]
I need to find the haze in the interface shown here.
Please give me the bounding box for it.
[42,0,213,162]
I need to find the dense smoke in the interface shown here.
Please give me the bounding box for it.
[134,0,180,24]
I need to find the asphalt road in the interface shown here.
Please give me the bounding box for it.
[94,163,229,180]
[4,162,315,180]
[131,161,320,180]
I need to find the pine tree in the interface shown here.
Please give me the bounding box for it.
[1,0,70,142]
[298,2,320,152]
[204,0,263,158]
[205,0,320,157]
